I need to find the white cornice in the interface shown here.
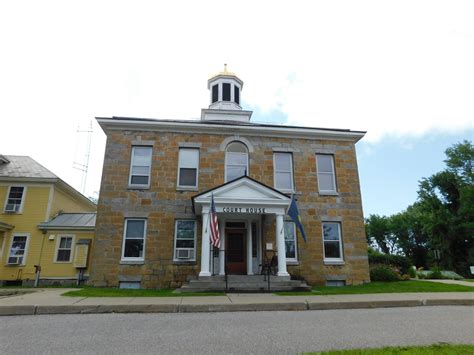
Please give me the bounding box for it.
[97,117,366,142]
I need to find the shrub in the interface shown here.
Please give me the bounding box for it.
[400,274,411,281]
[408,266,417,278]
[427,267,443,279]
[417,272,426,279]
[368,250,412,274]
[370,266,400,282]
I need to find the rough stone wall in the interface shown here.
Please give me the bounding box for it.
[89,130,369,288]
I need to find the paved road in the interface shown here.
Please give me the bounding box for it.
[1,306,473,354]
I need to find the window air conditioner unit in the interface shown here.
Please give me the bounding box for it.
[176,249,192,259]
[5,204,20,212]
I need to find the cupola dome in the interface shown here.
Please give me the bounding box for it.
[201,65,252,122]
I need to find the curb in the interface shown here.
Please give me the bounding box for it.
[1,299,472,316]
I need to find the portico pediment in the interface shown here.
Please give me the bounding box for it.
[192,176,291,215]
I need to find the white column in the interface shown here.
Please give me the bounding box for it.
[247,221,253,275]
[219,219,226,276]
[275,213,289,277]
[199,211,211,277]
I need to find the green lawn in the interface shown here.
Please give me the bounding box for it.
[62,287,224,297]
[307,344,474,354]
[277,280,474,296]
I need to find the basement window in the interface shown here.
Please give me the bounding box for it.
[326,280,346,287]
[119,281,141,289]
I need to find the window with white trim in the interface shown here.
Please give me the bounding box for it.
[173,220,196,261]
[129,146,152,187]
[56,236,74,262]
[4,186,25,213]
[322,222,344,262]
[284,222,298,262]
[274,153,294,191]
[177,148,199,189]
[316,154,337,193]
[8,235,28,265]
[122,219,146,261]
[225,141,248,182]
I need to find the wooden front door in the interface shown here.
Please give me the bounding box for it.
[226,229,246,274]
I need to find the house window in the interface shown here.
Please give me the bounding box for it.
[8,235,28,265]
[122,219,146,261]
[56,236,74,262]
[225,141,248,182]
[212,84,219,103]
[177,148,199,189]
[129,146,152,187]
[222,83,231,101]
[274,153,294,192]
[174,220,196,261]
[316,154,337,193]
[234,85,240,104]
[4,186,25,213]
[284,222,297,262]
[322,222,344,263]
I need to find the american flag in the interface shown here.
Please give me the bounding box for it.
[209,193,220,248]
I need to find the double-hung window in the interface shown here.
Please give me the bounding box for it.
[322,222,344,263]
[8,235,28,265]
[316,154,337,194]
[177,148,199,189]
[122,219,146,262]
[225,142,249,182]
[284,222,298,262]
[55,236,74,262]
[4,186,25,213]
[173,220,196,261]
[274,153,294,192]
[129,146,152,187]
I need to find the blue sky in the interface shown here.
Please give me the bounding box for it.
[253,105,473,217]
[357,130,473,216]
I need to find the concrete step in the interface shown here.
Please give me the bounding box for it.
[180,275,311,292]
[180,284,310,292]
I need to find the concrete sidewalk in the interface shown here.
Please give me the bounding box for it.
[0,288,473,316]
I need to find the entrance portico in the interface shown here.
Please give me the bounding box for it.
[192,176,291,278]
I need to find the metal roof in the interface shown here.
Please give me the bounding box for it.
[38,213,96,230]
[0,155,58,179]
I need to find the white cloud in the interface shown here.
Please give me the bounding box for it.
[1,1,473,197]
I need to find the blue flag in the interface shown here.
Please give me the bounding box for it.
[287,196,307,243]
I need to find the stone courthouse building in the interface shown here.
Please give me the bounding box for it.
[90,67,370,289]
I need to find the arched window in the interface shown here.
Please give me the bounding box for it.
[225,141,249,182]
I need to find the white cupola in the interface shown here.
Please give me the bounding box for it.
[201,65,253,123]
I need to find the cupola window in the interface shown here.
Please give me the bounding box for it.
[234,85,240,105]
[212,85,218,103]
[222,83,231,101]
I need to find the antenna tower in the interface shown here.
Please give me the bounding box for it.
[73,121,93,195]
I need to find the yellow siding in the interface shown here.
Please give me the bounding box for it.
[49,187,95,219]
[37,231,94,278]
[0,182,96,282]
[0,184,51,281]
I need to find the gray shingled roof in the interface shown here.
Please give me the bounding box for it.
[38,213,96,230]
[0,155,58,179]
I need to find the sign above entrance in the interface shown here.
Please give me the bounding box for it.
[221,206,266,214]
